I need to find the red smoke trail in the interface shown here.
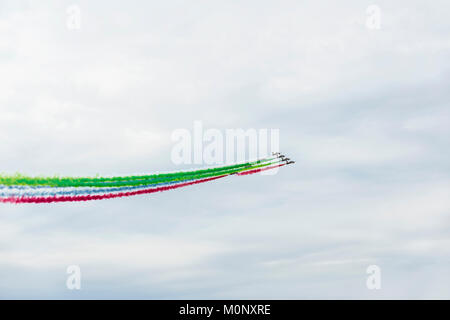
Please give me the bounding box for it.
[0,175,227,204]
[236,163,285,176]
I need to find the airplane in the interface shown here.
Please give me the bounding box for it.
[286,160,295,164]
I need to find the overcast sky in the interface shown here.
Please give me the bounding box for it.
[1,0,450,299]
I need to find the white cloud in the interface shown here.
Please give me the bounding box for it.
[1,0,450,298]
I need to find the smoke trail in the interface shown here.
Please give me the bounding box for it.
[0,175,228,204]
[0,157,276,188]
[0,158,283,198]
[236,163,286,176]
[0,155,293,203]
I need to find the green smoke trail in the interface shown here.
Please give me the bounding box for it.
[0,157,279,188]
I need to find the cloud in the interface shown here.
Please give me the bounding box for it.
[1,0,450,298]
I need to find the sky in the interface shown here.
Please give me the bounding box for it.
[0,0,450,299]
